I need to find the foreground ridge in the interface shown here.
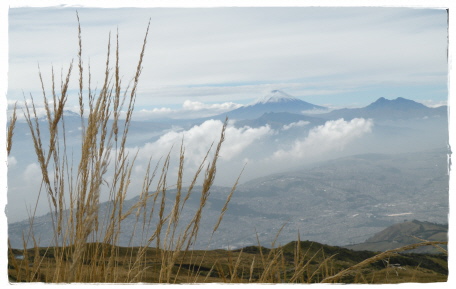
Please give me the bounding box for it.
[8,240,447,283]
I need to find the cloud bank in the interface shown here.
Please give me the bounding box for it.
[123,118,374,187]
[282,120,310,131]
[133,100,243,120]
[133,119,273,167]
[273,118,373,160]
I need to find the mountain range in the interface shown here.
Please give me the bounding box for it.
[198,90,447,130]
[7,90,449,253]
[318,97,446,121]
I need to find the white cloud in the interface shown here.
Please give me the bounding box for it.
[223,124,273,160]
[273,118,373,160]
[134,119,273,168]
[23,162,41,184]
[7,156,17,167]
[282,120,310,131]
[7,97,241,121]
[418,99,448,108]
[182,100,242,112]
[6,99,82,121]
[129,100,243,120]
[133,107,175,119]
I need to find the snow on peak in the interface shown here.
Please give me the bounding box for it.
[255,90,299,104]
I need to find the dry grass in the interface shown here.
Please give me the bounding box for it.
[6,15,448,284]
[7,15,237,283]
[321,241,448,283]
[8,241,447,283]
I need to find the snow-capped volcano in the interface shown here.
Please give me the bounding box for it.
[214,90,327,120]
[254,90,299,104]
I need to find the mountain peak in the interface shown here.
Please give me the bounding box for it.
[215,90,326,120]
[255,90,299,104]
[367,97,427,110]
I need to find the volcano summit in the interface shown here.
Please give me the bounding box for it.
[220,90,327,120]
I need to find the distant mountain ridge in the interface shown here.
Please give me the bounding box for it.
[146,92,446,126]
[208,92,446,124]
[366,97,427,110]
[318,97,447,121]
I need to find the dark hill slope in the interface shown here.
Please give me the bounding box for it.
[344,220,448,253]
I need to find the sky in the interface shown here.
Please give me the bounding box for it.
[5,4,449,120]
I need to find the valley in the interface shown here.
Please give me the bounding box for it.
[7,90,449,252]
[8,148,449,251]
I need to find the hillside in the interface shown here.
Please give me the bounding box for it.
[9,148,449,251]
[345,220,448,253]
[9,239,448,283]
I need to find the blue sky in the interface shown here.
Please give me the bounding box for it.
[5,5,449,119]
